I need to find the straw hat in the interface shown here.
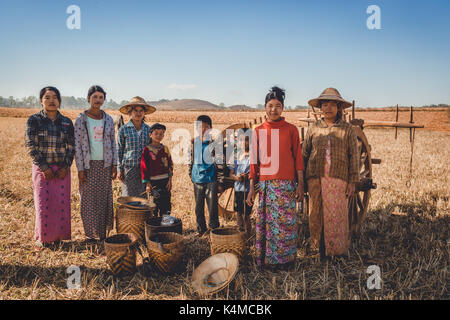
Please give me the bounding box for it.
[191,253,239,296]
[119,96,156,115]
[308,88,353,109]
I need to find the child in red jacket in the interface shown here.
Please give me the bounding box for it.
[141,123,173,216]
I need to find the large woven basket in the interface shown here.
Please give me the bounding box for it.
[210,227,246,259]
[116,205,154,243]
[104,233,138,276]
[116,196,155,210]
[147,232,184,274]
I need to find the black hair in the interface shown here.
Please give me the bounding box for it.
[197,115,212,128]
[150,123,166,133]
[39,86,61,104]
[265,86,285,106]
[87,85,106,101]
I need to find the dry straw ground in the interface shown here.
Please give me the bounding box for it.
[0,110,448,300]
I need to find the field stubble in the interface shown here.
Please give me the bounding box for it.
[0,115,448,300]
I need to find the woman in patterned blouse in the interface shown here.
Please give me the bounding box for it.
[303,88,359,258]
[74,85,117,241]
[25,86,75,248]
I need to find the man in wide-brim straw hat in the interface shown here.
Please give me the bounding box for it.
[302,87,360,259]
[117,97,156,197]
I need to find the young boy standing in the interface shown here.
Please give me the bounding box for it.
[228,128,253,234]
[141,123,173,217]
[189,115,220,237]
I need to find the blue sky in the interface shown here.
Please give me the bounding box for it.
[0,0,449,107]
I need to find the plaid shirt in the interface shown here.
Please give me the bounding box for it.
[302,118,360,183]
[117,121,151,171]
[25,110,75,171]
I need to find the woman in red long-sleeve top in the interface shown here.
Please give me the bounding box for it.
[247,87,304,268]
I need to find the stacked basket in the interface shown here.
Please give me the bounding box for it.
[210,227,246,260]
[116,196,156,243]
[146,232,184,274]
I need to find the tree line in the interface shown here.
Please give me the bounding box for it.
[0,95,448,110]
[0,95,127,109]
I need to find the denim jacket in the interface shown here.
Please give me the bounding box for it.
[74,110,117,171]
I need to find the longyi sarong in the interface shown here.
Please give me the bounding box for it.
[121,165,145,197]
[308,140,349,256]
[32,164,71,243]
[256,179,298,266]
[79,160,113,240]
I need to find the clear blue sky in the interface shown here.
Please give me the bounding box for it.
[0,0,449,107]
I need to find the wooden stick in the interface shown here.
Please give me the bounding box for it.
[359,120,424,129]
[410,106,414,143]
[410,106,414,123]
[301,127,305,141]
[310,106,319,121]
[395,104,399,139]
[352,100,355,120]
[225,188,233,210]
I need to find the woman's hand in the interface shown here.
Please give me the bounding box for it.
[118,170,124,182]
[78,171,87,184]
[238,173,247,182]
[166,178,172,191]
[295,183,304,202]
[346,182,356,198]
[43,168,54,181]
[55,168,68,180]
[111,166,117,180]
[146,182,153,194]
[246,186,256,206]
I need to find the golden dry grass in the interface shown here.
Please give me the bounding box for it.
[0,113,448,300]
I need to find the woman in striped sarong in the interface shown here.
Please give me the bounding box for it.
[117,97,155,197]
[247,87,304,268]
[25,87,75,247]
[75,85,117,240]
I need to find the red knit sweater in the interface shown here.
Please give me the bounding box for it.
[249,118,304,181]
[141,144,173,182]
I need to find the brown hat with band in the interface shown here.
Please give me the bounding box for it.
[308,88,352,109]
[119,96,156,115]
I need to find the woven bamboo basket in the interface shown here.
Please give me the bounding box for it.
[116,196,155,210]
[104,233,138,276]
[147,232,184,274]
[116,205,154,243]
[210,227,246,260]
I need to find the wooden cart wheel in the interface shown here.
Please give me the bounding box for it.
[348,125,373,235]
[218,187,235,221]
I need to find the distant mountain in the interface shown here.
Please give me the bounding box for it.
[150,99,223,111]
[227,104,254,111]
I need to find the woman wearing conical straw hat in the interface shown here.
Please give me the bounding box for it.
[117,97,156,197]
[302,88,359,258]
